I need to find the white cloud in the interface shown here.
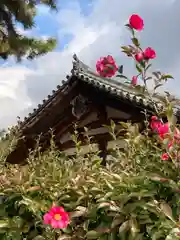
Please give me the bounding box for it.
[0,67,33,128]
[36,5,53,16]
[1,0,180,128]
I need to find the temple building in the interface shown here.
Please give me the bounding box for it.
[5,54,180,164]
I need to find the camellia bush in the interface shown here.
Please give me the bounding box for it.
[0,14,180,240]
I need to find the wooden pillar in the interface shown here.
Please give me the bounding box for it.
[5,132,52,164]
[6,136,36,164]
[97,105,108,166]
[98,139,108,166]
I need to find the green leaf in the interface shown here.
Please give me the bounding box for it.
[32,236,45,240]
[140,60,146,68]
[62,227,72,234]
[131,37,140,47]
[97,202,111,209]
[121,46,133,56]
[70,206,87,218]
[111,218,123,228]
[134,85,145,93]
[122,51,132,57]
[152,71,161,79]
[124,80,131,84]
[125,24,132,28]
[154,84,163,91]
[130,218,139,234]
[145,77,152,81]
[119,221,129,233]
[161,74,174,80]
[136,64,142,73]
[0,219,9,228]
[125,24,135,35]
[71,208,87,218]
[121,46,130,52]
[57,235,71,240]
[145,63,152,71]
[160,202,174,221]
[166,103,174,125]
[86,230,102,239]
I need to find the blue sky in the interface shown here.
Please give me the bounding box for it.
[35,0,94,50]
[0,0,180,128]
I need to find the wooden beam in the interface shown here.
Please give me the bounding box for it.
[62,139,127,156]
[76,119,129,133]
[78,81,145,121]
[54,105,97,141]
[106,106,131,119]
[57,131,115,150]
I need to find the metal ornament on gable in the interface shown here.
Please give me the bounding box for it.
[71,94,89,119]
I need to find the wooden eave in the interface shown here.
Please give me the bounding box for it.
[18,75,76,132]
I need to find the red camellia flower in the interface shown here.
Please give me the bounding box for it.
[43,206,69,229]
[150,117,162,132]
[157,123,169,139]
[135,51,144,62]
[158,124,180,140]
[129,14,144,31]
[174,132,180,143]
[150,116,180,141]
[150,117,169,139]
[150,116,180,162]
[131,75,138,86]
[151,116,158,121]
[144,47,156,59]
[96,55,118,78]
[168,140,173,149]
[161,153,169,161]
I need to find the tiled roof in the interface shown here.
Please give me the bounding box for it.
[74,70,164,111]
[72,54,180,118]
[18,76,73,130]
[15,54,180,130]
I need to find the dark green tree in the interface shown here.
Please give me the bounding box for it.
[0,0,57,61]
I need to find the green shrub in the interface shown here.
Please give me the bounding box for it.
[0,123,179,240]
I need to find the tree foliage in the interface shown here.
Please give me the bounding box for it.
[0,0,57,61]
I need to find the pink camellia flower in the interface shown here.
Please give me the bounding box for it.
[135,52,144,62]
[157,123,169,139]
[129,14,144,31]
[161,153,169,161]
[150,117,169,139]
[150,116,180,141]
[151,116,158,121]
[150,117,162,132]
[43,206,69,229]
[174,131,180,143]
[96,55,118,78]
[168,140,173,149]
[144,47,156,60]
[131,75,138,85]
[158,124,179,140]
